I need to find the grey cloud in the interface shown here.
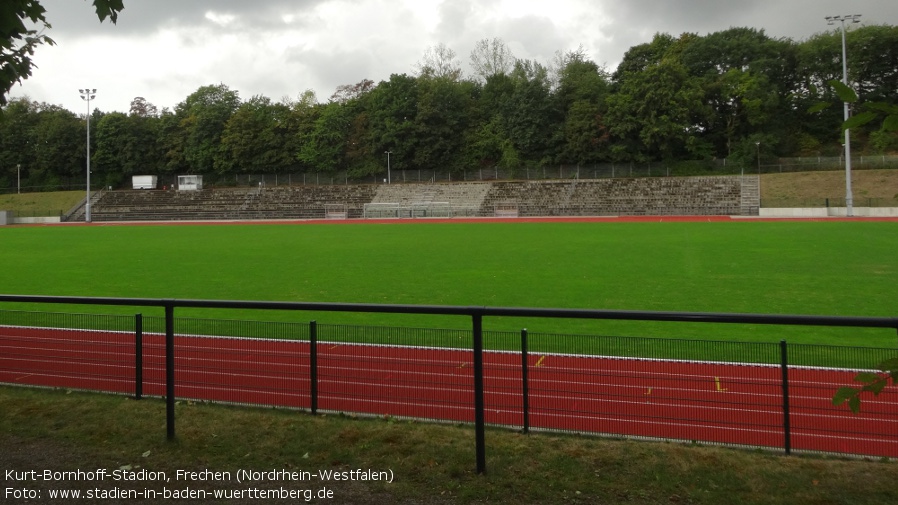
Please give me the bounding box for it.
[14,0,898,114]
[286,46,380,97]
[40,0,326,36]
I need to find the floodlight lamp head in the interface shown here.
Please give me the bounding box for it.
[851,14,862,23]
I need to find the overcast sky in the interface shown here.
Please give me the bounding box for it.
[9,0,898,114]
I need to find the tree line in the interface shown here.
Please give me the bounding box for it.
[2,26,897,192]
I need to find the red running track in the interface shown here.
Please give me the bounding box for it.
[1,326,896,458]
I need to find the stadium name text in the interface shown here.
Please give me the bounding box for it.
[6,467,394,484]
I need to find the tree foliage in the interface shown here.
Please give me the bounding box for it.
[175,83,241,174]
[3,24,898,191]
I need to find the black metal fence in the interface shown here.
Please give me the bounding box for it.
[10,156,896,195]
[166,158,898,189]
[1,296,897,474]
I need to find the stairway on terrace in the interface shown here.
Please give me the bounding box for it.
[739,175,760,216]
[371,182,492,216]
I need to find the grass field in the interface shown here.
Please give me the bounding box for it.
[1,219,896,347]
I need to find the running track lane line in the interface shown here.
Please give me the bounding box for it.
[0,326,896,458]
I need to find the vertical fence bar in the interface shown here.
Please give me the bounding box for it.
[165,304,175,440]
[521,328,530,434]
[780,339,791,455]
[135,313,143,400]
[472,312,486,474]
[310,320,318,415]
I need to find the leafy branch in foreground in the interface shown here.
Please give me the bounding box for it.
[808,79,898,134]
[833,358,898,413]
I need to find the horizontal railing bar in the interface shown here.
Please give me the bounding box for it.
[2,295,896,330]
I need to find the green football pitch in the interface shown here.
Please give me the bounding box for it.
[1,220,896,346]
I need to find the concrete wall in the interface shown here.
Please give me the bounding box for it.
[11,216,63,224]
[1,210,63,225]
[759,207,898,218]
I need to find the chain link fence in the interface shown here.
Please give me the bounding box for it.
[5,156,898,194]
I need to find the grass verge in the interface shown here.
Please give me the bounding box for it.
[0,190,83,216]
[1,385,896,504]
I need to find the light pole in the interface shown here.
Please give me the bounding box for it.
[826,14,861,217]
[755,142,760,175]
[384,151,392,184]
[79,88,96,222]
[17,164,21,194]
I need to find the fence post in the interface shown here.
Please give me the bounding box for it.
[521,328,530,434]
[310,320,318,415]
[472,312,486,474]
[165,303,175,440]
[780,339,791,455]
[135,313,143,400]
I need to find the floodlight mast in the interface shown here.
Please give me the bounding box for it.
[78,88,97,222]
[825,14,861,217]
[385,151,393,184]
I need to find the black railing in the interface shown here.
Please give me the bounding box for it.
[1,295,897,474]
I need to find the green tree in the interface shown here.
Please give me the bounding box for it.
[500,59,558,168]
[465,73,513,170]
[93,111,129,186]
[554,49,611,164]
[365,74,419,173]
[93,104,163,187]
[1,0,123,106]
[156,109,187,176]
[465,115,519,171]
[298,100,353,173]
[176,84,241,174]
[288,90,323,172]
[606,53,709,162]
[559,100,609,164]
[413,75,475,172]
[679,28,798,158]
[32,103,83,186]
[0,96,38,188]
[611,33,676,81]
[217,95,301,174]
